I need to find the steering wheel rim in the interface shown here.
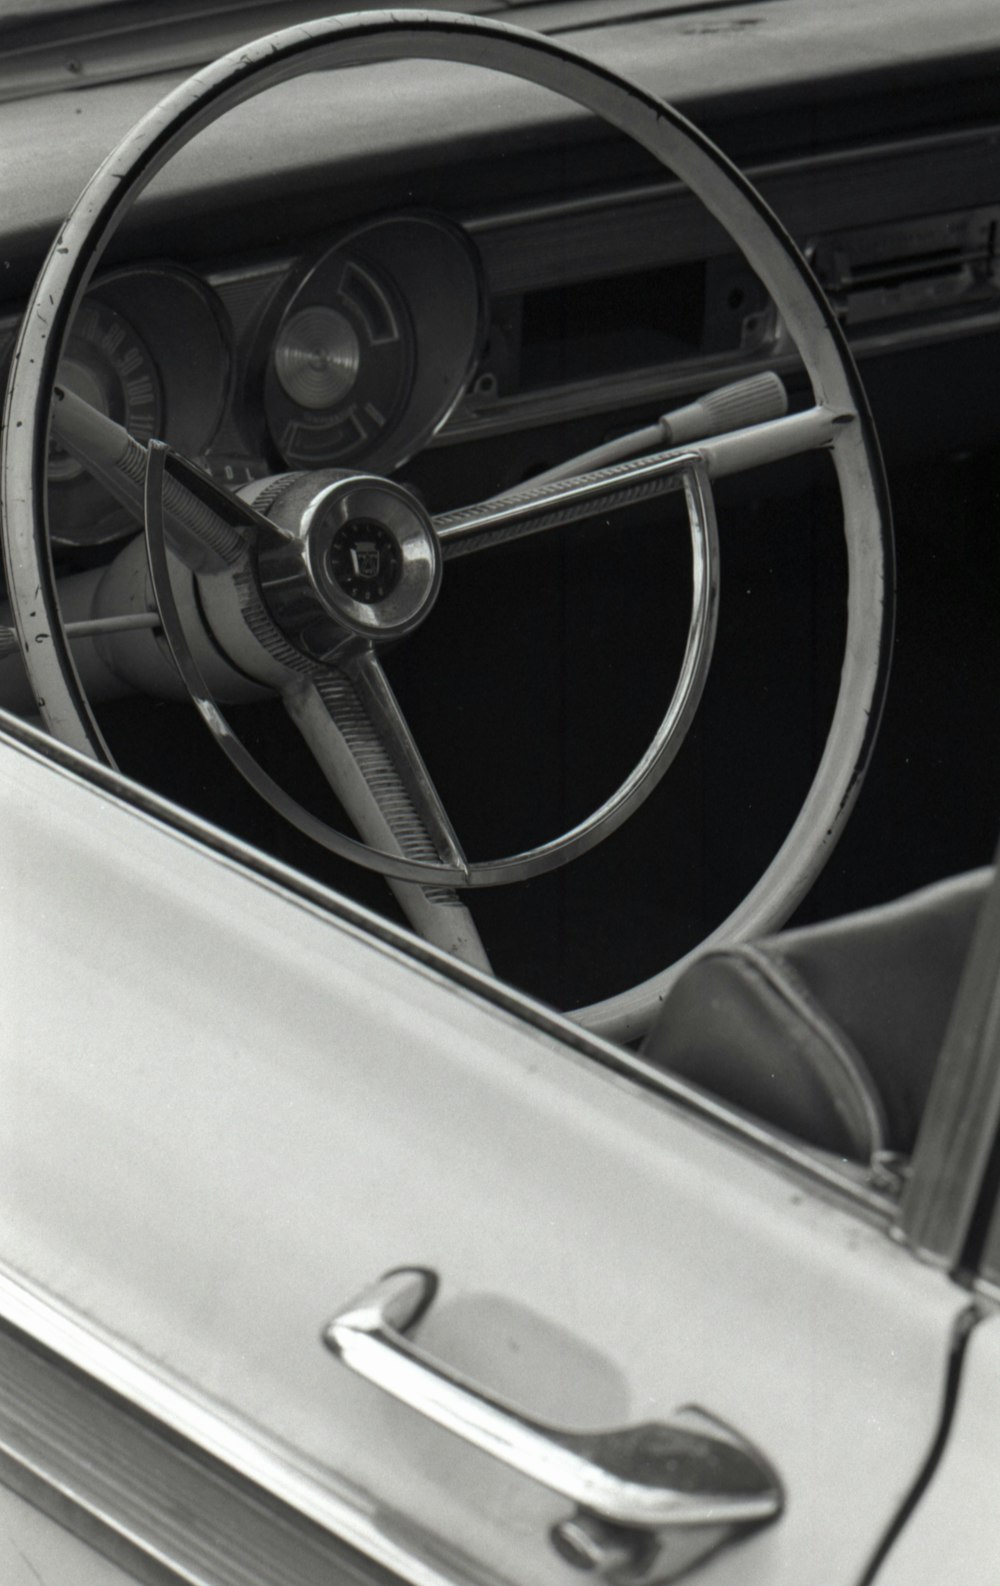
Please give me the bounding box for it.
[0,10,894,1041]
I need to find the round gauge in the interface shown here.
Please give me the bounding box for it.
[265,253,413,470]
[48,298,162,545]
[263,214,485,476]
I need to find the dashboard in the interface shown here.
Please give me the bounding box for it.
[6,123,1000,546]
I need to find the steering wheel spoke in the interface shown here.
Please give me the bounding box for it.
[436,405,849,562]
[50,387,253,573]
[283,657,492,972]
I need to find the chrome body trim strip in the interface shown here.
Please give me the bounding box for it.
[0,1266,490,1586]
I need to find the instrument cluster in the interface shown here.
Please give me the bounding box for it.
[18,211,485,548]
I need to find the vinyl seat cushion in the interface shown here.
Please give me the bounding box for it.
[642,869,992,1161]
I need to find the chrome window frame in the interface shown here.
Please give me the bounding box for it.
[900,845,1000,1280]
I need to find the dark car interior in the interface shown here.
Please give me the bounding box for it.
[1,0,997,1072]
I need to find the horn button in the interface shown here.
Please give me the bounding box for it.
[329,517,402,604]
[254,472,442,662]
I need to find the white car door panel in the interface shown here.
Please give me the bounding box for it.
[0,730,974,1583]
[873,1286,1000,1580]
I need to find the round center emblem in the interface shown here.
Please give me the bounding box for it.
[328,518,402,604]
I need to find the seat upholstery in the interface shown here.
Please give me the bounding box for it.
[643,869,992,1162]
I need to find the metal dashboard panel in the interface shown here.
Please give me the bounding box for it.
[0,724,971,1585]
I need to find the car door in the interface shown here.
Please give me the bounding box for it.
[0,717,992,1586]
[872,857,1000,1581]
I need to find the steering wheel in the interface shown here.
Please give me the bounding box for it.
[0,11,892,1042]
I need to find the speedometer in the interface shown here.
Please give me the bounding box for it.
[262,213,485,476]
[265,255,414,469]
[49,298,162,545]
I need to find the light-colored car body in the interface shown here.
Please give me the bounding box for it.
[0,714,994,1582]
[2,2,999,1582]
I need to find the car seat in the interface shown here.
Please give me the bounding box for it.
[642,869,992,1161]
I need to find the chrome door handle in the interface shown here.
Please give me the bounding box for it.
[323,1268,782,1559]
